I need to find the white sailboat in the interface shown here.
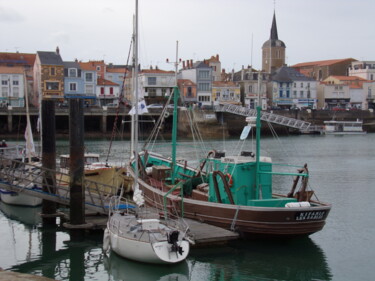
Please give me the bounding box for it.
[103,0,190,264]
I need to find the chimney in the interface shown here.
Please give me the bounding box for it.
[216,54,219,60]
[241,66,244,80]
[56,46,60,55]
[182,61,186,69]
[190,59,193,68]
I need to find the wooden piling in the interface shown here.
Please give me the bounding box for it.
[68,98,85,226]
[41,100,57,225]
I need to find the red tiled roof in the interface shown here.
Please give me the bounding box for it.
[97,77,118,86]
[79,62,97,71]
[140,69,174,74]
[330,75,368,81]
[212,81,238,87]
[0,66,25,74]
[292,58,356,68]
[178,79,196,86]
[0,52,36,66]
[107,68,128,73]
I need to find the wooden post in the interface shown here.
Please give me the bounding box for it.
[41,100,57,225]
[68,98,85,226]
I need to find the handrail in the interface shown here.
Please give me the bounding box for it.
[163,181,185,220]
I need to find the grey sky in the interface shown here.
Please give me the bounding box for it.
[1,0,374,72]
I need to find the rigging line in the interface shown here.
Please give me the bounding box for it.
[105,38,133,164]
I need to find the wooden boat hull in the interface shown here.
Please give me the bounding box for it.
[136,178,330,237]
[128,151,331,238]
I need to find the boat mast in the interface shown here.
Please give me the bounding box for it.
[255,106,261,198]
[133,0,139,182]
[171,41,179,184]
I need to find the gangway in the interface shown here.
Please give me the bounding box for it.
[215,104,311,131]
[0,156,132,215]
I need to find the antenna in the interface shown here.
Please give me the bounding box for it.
[166,41,181,86]
[251,33,253,68]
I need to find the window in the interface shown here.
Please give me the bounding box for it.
[110,87,114,95]
[1,80,8,85]
[50,67,55,76]
[294,83,296,88]
[69,68,77,77]
[187,87,192,97]
[198,70,209,79]
[198,83,210,91]
[293,91,297,97]
[96,66,101,71]
[69,83,77,91]
[2,87,8,96]
[249,85,252,92]
[13,80,19,85]
[279,90,283,97]
[300,90,304,98]
[300,82,303,87]
[148,77,156,85]
[147,88,156,97]
[85,85,94,94]
[100,87,104,95]
[45,82,59,90]
[286,90,290,98]
[371,74,374,80]
[13,87,19,97]
[85,72,93,82]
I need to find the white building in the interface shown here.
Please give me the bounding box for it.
[348,61,375,80]
[0,66,25,107]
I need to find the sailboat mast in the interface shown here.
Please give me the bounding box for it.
[133,0,139,182]
[171,41,179,184]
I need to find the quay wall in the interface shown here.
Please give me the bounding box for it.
[1,107,374,139]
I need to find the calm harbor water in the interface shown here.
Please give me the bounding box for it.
[1,133,375,281]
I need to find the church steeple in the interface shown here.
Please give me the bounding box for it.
[270,12,278,40]
[261,10,286,73]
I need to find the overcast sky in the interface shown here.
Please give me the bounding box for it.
[1,0,374,72]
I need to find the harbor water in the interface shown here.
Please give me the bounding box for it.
[1,133,374,281]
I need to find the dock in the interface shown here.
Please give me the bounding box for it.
[60,211,239,246]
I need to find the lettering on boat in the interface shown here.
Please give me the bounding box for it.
[295,211,326,221]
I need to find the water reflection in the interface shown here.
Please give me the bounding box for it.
[1,201,331,281]
[104,252,189,281]
[190,238,332,281]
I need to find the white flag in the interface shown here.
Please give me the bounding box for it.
[129,100,149,115]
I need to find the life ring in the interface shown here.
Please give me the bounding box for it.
[164,111,170,118]
[225,173,233,187]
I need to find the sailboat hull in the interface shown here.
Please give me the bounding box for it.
[0,189,42,207]
[106,213,190,264]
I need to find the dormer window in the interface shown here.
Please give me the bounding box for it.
[96,66,101,71]
[69,68,77,77]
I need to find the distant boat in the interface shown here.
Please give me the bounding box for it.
[323,119,366,135]
[58,153,132,194]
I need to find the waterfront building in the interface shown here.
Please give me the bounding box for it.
[348,60,375,80]
[105,65,129,100]
[212,81,241,105]
[33,48,64,106]
[63,61,84,98]
[292,58,356,81]
[0,66,26,107]
[232,66,269,109]
[79,61,98,105]
[178,79,196,105]
[96,77,120,106]
[262,12,286,74]
[179,60,213,106]
[270,66,317,109]
[204,55,222,82]
[321,75,372,109]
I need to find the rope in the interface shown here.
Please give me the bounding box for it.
[105,38,133,165]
